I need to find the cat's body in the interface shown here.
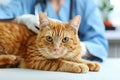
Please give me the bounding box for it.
[0,21,35,67]
[0,13,100,73]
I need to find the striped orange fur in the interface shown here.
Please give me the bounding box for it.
[0,13,100,73]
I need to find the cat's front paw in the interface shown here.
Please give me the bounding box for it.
[74,63,89,73]
[6,55,19,65]
[87,62,100,71]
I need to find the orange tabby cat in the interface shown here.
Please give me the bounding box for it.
[0,13,100,73]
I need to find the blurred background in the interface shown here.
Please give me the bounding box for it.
[0,0,120,58]
[95,0,120,58]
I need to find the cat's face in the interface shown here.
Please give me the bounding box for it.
[36,13,81,59]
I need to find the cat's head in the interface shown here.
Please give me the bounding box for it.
[36,13,81,59]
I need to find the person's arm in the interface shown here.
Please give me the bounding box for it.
[77,0,108,62]
[0,0,40,33]
[0,0,36,19]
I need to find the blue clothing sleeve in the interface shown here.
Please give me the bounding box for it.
[0,0,36,19]
[76,0,108,62]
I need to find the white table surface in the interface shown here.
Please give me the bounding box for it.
[0,58,120,80]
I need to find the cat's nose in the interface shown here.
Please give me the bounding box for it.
[53,48,59,52]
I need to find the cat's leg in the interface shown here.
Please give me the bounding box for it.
[70,58,100,71]
[63,54,100,71]
[0,54,19,67]
[20,59,89,73]
[78,59,100,71]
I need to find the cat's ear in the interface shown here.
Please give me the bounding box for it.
[68,15,81,32]
[39,12,49,29]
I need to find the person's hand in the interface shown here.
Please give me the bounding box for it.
[81,42,97,61]
[14,14,39,33]
[80,42,87,56]
[13,14,62,33]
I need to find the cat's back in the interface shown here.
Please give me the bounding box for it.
[0,21,35,55]
[0,21,35,41]
[0,21,32,35]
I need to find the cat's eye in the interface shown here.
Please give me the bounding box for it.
[46,36,53,42]
[62,37,69,43]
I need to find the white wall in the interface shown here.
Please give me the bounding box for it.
[109,0,120,28]
[94,0,120,28]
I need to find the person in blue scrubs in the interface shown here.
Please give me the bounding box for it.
[0,0,108,62]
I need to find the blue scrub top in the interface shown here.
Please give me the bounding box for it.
[0,0,108,62]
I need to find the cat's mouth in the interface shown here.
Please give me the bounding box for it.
[36,48,67,59]
[46,53,61,59]
[49,51,60,59]
[51,50,67,59]
[36,48,60,59]
[45,51,63,59]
